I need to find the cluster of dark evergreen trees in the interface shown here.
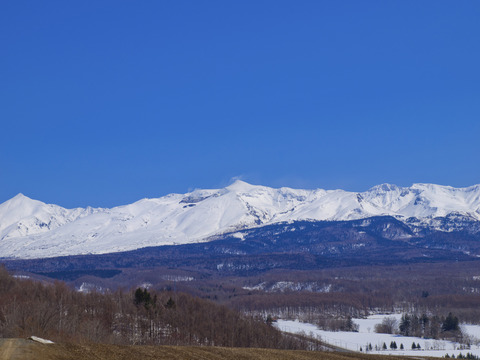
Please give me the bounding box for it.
[398,313,460,339]
[374,312,462,341]
[446,353,480,359]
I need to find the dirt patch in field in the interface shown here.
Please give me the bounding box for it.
[0,339,37,360]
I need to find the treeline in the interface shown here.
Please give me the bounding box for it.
[230,290,381,315]
[219,261,480,324]
[375,313,466,342]
[446,353,480,359]
[397,312,464,341]
[0,267,305,349]
[316,316,359,332]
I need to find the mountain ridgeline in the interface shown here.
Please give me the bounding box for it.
[1,181,480,260]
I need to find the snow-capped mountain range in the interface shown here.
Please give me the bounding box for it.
[1,180,480,259]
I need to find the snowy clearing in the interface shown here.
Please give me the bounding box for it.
[276,316,480,358]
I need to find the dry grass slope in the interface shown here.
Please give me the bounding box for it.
[1,339,420,360]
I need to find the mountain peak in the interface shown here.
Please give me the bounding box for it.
[12,193,30,200]
[226,179,257,191]
[1,193,37,207]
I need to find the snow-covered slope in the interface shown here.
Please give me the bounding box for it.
[0,194,99,240]
[1,181,480,259]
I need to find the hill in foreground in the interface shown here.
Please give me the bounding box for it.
[0,339,412,360]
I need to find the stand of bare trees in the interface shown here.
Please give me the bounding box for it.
[0,267,305,349]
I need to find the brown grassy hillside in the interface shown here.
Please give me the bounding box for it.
[0,339,416,360]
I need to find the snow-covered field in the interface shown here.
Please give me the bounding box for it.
[276,315,480,358]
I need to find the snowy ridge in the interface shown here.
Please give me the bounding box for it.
[1,181,480,259]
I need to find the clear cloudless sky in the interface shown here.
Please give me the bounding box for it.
[1,1,479,208]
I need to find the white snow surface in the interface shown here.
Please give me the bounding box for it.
[29,335,54,344]
[276,317,480,358]
[1,181,480,259]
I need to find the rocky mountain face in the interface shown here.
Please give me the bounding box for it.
[1,181,480,259]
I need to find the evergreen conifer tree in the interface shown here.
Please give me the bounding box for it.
[400,314,411,336]
[442,313,459,332]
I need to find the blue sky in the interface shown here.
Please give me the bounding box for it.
[1,1,479,208]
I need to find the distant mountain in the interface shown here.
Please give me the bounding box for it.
[1,181,480,259]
